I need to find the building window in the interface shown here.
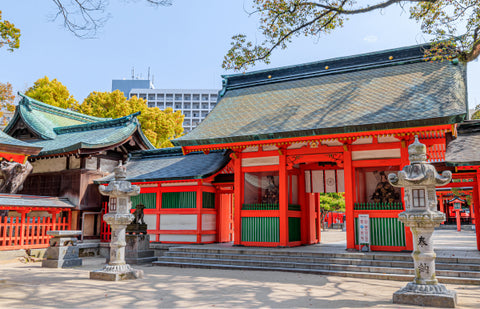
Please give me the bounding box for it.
[157,94,164,100]
[193,112,199,117]
[193,94,200,101]
[148,102,155,108]
[184,94,191,100]
[201,111,208,117]
[210,103,216,108]
[412,189,425,207]
[184,102,191,109]
[148,94,155,100]
[201,103,209,109]
[166,93,173,100]
[202,94,209,101]
[139,94,146,99]
[175,94,182,101]
[175,103,182,109]
[211,94,217,100]
[166,102,173,107]
[193,103,199,109]
[130,93,137,98]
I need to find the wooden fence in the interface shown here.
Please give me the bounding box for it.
[0,215,70,250]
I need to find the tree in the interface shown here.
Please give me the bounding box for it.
[223,0,480,71]
[50,0,172,38]
[0,82,16,125]
[318,192,345,230]
[25,76,78,110]
[78,90,184,148]
[472,104,480,120]
[0,10,20,51]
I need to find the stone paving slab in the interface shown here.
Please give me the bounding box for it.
[1,258,480,308]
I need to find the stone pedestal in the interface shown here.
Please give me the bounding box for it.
[389,137,457,308]
[89,163,143,281]
[42,230,82,268]
[125,234,156,264]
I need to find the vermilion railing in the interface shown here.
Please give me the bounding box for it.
[0,215,69,250]
[100,201,111,242]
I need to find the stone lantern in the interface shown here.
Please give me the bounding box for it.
[90,163,143,281]
[388,136,457,307]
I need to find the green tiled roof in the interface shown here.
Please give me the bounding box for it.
[4,94,154,156]
[95,147,231,183]
[174,44,467,147]
[0,130,41,151]
[5,93,108,140]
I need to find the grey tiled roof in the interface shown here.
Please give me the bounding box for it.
[95,147,231,183]
[445,121,480,165]
[174,45,467,147]
[0,194,74,208]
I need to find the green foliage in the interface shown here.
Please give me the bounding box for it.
[0,82,16,124]
[25,76,78,110]
[472,104,480,120]
[223,0,480,71]
[319,192,345,212]
[77,90,184,148]
[0,10,20,52]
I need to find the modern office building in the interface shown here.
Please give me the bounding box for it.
[129,88,219,132]
[111,79,154,97]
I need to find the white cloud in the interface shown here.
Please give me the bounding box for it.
[363,35,378,43]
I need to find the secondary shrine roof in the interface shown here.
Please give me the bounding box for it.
[95,147,231,183]
[173,44,467,147]
[4,93,154,156]
[0,193,74,209]
[445,121,480,166]
[0,131,42,155]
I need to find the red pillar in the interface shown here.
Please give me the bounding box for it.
[196,184,202,243]
[474,171,480,250]
[439,195,445,224]
[233,152,242,245]
[400,139,414,250]
[343,145,355,249]
[299,165,307,244]
[279,151,288,246]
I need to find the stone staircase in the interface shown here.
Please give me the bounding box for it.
[152,246,480,285]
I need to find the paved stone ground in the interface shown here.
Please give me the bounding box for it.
[1,257,480,308]
[1,230,480,308]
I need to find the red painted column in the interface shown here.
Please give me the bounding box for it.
[279,151,288,246]
[439,195,445,224]
[233,152,242,245]
[299,165,307,244]
[400,139,414,250]
[343,145,355,249]
[475,171,480,250]
[196,184,202,243]
[455,209,462,232]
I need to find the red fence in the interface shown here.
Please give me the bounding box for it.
[0,215,70,250]
[100,202,111,242]
[323,212,345,228]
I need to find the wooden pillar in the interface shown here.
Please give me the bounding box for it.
[343,145,355,249]
[474,171,480,250]
[400,139,414,250]
[439,195,445,224]
[196,184,202,243]
[299,165,307,244]
[316,193,321,243]
[279,151,288,246]
[233,152,242,245]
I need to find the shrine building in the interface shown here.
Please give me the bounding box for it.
[170,44,469,251]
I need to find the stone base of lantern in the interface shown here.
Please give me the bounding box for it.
[393,282,457,308]
[89,264,144,281]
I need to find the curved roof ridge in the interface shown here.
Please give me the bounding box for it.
[17,93,109,123]
[54,112,141,135]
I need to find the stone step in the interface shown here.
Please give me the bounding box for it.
[158,255,480,278]
[163,251,480,271]
[152,260,480,285]
[126,256,158,265]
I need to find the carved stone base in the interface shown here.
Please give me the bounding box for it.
[393,282,457,308]
[89,264,144,281]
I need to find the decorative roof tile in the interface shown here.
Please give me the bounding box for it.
[95,147,231,183]
[174,45,467,147]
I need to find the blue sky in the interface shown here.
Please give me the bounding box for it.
[1,1,479,109]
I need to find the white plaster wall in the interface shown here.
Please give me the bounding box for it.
[32,157,67,173]
[352,137,373,145]
[159,234,197,242]
[242,156,279,167]
[325,170,337,193]
[201,235,216,242]
[160,214,197,230]
[337,169,345,192]
[85,157,97,170]
[352,149,401,160]
[99,159,118,173]
[378,136,399,143]
[312,170,324,193]
[144,214,157,230]
[201,214,216,231]
[69,157,81,169]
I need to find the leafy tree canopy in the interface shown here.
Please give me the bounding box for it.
[472,104,480,120]
[78,90,184,148]
[0,82,16,124]
[25,76,78,110]
[223,0,480,71]
[319,192,345,212]
[0,10,20,52]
